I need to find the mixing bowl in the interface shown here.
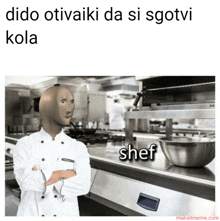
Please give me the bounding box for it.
[159,137,215,167]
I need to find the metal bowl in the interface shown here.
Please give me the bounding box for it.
[159,137,215,167]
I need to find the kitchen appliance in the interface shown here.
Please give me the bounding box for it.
[66,130,136,145]
[159,136,215,167]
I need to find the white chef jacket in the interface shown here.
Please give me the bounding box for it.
[109,103,126,130]
[13,128,91,217]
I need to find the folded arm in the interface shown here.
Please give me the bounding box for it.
[32,167,76,186]
[53,143,91,199]
[14,138,91,197]
[14,138,48,193]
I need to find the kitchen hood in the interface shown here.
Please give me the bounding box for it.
[88,76,139,96]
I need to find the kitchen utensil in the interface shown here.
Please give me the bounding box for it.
[159,136,215,167]
[133,90,143,107]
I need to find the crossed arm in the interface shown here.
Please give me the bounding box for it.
[14,138,91,196]
[32,167,76,186]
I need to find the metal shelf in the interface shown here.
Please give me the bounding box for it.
[146,82,215,94]
[125,109,215,119]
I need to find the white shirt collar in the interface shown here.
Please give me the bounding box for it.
[40,127,65,141]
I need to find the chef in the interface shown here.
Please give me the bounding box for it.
[109,93,126,131]
[13,86,91,216]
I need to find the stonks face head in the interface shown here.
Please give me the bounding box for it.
[39,86,75,127]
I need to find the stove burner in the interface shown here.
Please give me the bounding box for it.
[66,132,136,145]
[111,135,125,142]
[66,133,109,145]
[110,135,136,142]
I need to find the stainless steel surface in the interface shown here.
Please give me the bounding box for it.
[88,136,215,215]
[6,134,215,186]
[165,119,172,139]
[99,76,139,94]
[125,109,215,120]
[125,119,135,143]
[137,119,149,132]
[142,103,215,111]
[149,124,159,132]
[88,139,215,187]
[160,128,215,136]
[159,137,215,167]
[90,169,215,216]
[146,82,215,94]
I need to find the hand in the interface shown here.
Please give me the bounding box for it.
[45,171,61,186]
[32,167,38,171]
[45,170,76,186]
[61,170,76,180]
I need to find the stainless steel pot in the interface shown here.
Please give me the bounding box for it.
[159,137,215,167]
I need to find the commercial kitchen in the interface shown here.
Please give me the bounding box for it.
[5,76,216,216]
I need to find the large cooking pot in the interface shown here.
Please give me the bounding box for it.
[159,137,215,167]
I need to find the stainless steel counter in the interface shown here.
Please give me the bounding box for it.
[88,133,215,201]
[88,141,215,184]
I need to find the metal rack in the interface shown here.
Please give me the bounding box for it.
[146,82,215,94]
[125,76,215,142]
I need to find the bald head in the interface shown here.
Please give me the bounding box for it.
[39,86,59,115]
[39,86,75,127]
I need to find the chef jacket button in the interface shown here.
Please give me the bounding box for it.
[61,141,64,144]
[42,215,45,217]
[41,196,45,199]
[54,195,57,198]
[42,158,45,161]
[54,215,57,217]
[41,140,44,143]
